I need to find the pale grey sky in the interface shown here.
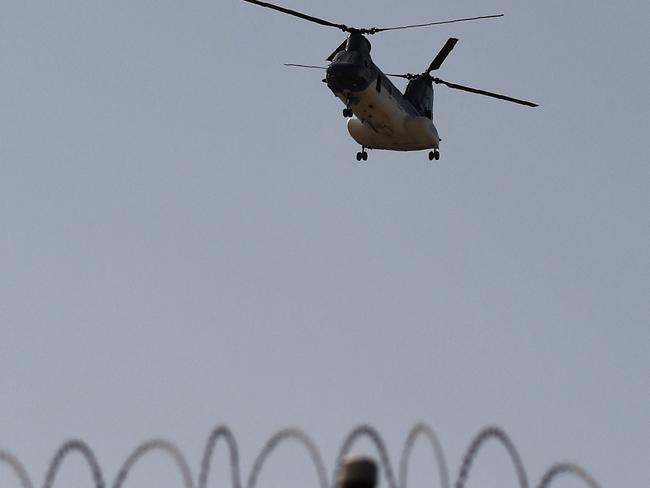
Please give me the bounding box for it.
[1,1,648,487]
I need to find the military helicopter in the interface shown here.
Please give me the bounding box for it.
[242,0,538,161]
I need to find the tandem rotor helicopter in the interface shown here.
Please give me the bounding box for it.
[242,0,538,161]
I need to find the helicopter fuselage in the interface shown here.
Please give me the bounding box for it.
[242,0,537,161]
[325,34,440,152]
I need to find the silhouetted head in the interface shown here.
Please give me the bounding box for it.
[337,456,378,488]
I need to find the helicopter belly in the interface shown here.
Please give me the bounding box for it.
[347,117,438,151]
[340,84,439,151]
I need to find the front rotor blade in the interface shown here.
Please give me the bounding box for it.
[434,78,538,107]
[242,0,349,32]
[428,38,458,72]
[368,14,503,34]
[326,39,348,61]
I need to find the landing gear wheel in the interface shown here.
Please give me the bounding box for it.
[428,151,435,161]
[343,108,353,118]
[362,151,368,161]
[429,150,440,161]
[356,152,362,161]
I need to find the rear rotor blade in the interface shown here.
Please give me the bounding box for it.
[241,0,349,32]
[385,73,416,80]
[427,38,458,72]
[284,63,327,70]
[434,77,538,107]
[368,14,503,34]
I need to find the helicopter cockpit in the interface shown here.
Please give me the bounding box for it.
[326,34,376,93]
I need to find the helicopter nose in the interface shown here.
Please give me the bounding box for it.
[326,63,368,91]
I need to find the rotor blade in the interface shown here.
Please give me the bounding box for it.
[286,65,416,80]
[368,14,504,34]
[434,77,538,107]
[427,38,458,72]
[326,39,348,61]
[241,0,349,32]
[284,63,327,70]
[385,73,417,80]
